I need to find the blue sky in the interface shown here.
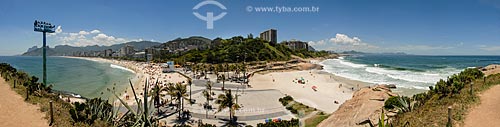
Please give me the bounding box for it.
[0,0,499,55]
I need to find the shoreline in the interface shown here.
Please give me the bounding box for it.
[62,56,144,104]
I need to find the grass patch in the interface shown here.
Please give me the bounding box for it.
[279,95,318,116]
[304,112,330,127]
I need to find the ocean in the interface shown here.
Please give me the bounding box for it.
[0,56,135,99]
[320,54,500,95]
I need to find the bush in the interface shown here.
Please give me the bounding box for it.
[278,95,294,106]
[384,96,401,109]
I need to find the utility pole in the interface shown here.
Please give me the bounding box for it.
[34,20,56,88]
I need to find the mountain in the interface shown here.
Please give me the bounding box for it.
[341,50,367,54]
[22,41,161,56]
[155,36,212,52]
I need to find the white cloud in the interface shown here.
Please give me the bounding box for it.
[329,33,365,46]
[308,40,325,46]
[79,31,89,35]
[479,45,500,51]
[51,29,135,47]
[308,33,379,52]
[90,30,100,34]
[308,33,380,52]
[48,26,63,36]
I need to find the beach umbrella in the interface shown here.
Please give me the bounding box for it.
[312,86,317,89]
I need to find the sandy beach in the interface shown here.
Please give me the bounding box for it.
[0,77,48,127]
[249,69,369,113]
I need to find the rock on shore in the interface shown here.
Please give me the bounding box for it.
[317,85,395,127]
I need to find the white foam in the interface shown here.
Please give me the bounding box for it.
[110,64,135,73]
[320,58,460,91]
[334,59,366,68]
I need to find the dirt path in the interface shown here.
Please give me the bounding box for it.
[464,85,500,127]
[0,77,48,127]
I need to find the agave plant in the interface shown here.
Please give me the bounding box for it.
[109,79,157,127]
[69,98,115,125]
[395,96,411,113]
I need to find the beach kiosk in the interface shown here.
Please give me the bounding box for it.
[162,61,175,73]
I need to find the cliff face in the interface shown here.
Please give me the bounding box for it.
[317,85,394,127]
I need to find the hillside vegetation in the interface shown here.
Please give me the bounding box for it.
[386,68,500,126]
[153,36,330,63]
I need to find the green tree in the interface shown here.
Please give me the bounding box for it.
[215,90,241,124]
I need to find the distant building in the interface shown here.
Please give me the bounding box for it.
[308,45,316,51]
[282,40,309,50]
[260,29,277,44]
[120,45,135,57]
[133,52,146,58]
[104,49,113,57]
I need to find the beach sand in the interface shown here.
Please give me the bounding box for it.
[249,70,368,113]
[0,77,48,127]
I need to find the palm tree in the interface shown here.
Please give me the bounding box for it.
[149,83,162,114]
[229,64,236,80]
[222,74,226,90]
[215,89,241,124]
[224,63,229,79]
[206,81,213,95]
[188,79,192,104]
[204,64,209,79]
[214,65,219,81]
[171,82,189,118]
[163,83,175,105]
[202,90,211,118]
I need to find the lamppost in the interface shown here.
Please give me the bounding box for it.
[34,20,56,88]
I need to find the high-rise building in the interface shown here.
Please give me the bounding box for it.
[260,29,277,44]
[282,40,309,50]
[120,45,135,57]
[104,49,113,57]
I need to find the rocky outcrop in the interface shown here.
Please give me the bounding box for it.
[317,85,395,127]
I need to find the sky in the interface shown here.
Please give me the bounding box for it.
[0,0,499,55]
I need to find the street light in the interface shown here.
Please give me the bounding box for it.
[34,20,56,88]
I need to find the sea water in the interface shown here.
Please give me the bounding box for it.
[0,56,135,99]
[320,54,500,95]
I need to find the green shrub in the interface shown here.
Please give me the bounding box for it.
[384,96,401,109]
[278,95,294,106]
